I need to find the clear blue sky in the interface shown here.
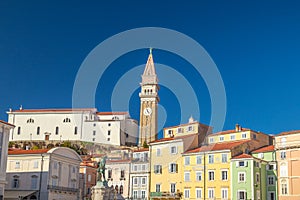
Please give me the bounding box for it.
[1,1,300,136]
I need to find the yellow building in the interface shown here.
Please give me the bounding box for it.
[149,134,201,200]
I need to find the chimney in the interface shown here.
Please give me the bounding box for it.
[235,124,241,132]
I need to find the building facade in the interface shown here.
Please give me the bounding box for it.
[5,147,82,200]
[252,145,277,200]
[129,148,150,200]
[275,130,300,200]
[7,108,138,146]
[0,120,15,200]
[139,50,159,146]
[79,156,97,200]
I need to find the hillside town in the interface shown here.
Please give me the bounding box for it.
[0,51,299,200]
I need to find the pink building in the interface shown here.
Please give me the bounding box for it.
[275,130,300,200]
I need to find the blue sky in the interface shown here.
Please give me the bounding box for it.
[1,1,300,136]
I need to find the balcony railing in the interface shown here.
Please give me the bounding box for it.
[47,185,78,192]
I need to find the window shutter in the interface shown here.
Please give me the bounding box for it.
[176,164,178,173]
[245,161,248,167]
[169,164,171,172]
[236,161,239,167]
[160,165,162,174]
[245,192,247,199]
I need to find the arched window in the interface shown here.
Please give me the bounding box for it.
[55,127,59,135]
[17,127,21,135]
[27,118,34,123]
[37,127,40,135]
[119,185,123,194]
[115,185,119,193]
[63,118,71,123]
[31,175,38,189]
[12,175,19,188]
[74,127,78,135]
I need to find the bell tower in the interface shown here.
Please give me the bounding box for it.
[139,48,159,146]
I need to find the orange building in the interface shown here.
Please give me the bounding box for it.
[79,155,97,200]
[275,130,300,200]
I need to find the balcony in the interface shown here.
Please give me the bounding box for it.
[47,185,78,192]
[150,192,181,199]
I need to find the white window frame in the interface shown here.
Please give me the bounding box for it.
[170,146,177,154]
[238,172,246,182]
[208,170,215,181]
[208,154,214,164]
[170,183,176,194]
[268,191,275,200]
[221,188,228,200]
[268,175,275,185]
[230,134,236,140]
[15,161,20,169]
[184,189,190,198]
[184,172,190,182]
[156,148,161,157]
[221,170,228,181]
[196,155,202,164]
[169,163,177,173]
[196,188,202,199]
[185,156,190,165]
[219,136,224,141]
[208,188,214,199]
[209,137,214,143]
[155,184,161,193]
[222,154,227,163]
[242,133,247,139]
[196,171,202,181]
[237,190,246,200]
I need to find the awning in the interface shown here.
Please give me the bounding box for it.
[4,190,37,199]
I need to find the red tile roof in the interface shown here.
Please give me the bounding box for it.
[278,130,300,136]
[184,140,251,154]
[133,148,149,152]
[8,149,50,155]
[212,128,250,135]
[96,112,128,115]
[232,153,253,159]
[252,145,274,153]
[0,120,15,127]
[10,108,96,113]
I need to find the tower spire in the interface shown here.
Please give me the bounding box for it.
[142,48,157,84]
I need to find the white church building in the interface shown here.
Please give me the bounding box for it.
[7,108,138,146]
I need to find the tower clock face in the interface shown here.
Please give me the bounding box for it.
[143,107,152,116]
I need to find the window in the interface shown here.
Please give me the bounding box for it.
[221,188,228,199]
[268,176,275,185]
[281,182,288,195]
[196,171,202,181]
[269,192,275,200]
[196,188,202,199]
[156,148,161,156]
[222,154,227,163]
[281,137,287,146]
[107,169,112,179]
[154,165,162,174]
[33,160,39,168]
[142,164,146,171]
[257,190,261,200]
[242,133,247,138]
[107,138,110,141]
[281,151,286,159]
[221,170,228,181]
[208,155,214,164]
[88,174,91,182]
[208,171,214,181]
[27,118,34,123]
[31,175,38,189]
[170,146,177,154]
[63,118,71,123]
[253,134,257,140]
[141,177,146,185]
[219,136,224,141]
[17,127,21,135]
[208,188,214,199]
[133,191,138,198]
[115,185,119,193]
[169,163,177,173]
[239,172,245,182]
[177,127,184,133]
[108,130,111,136]
[93,130,96,136]
[185,157,190,165]
[209,137,214,143]
[184,172,190,181]
[196,155,202,164]
[15,161,20,169]
[230,134,235,140]
[258,153,264,159]
[55,126,59,135]
[268,164,276,170]
[119,185,123,194]
[238,191,246,200]
[141,190,146,198]
[168,130,173,136]
[170,183,176,193]
[156,184,161,192]
[237,161,246,167]
[120,170,125,178]
[37,127,40,135]
[187,126,193,132]
[133,177,138,185]
[12,175,19,188]
[256,173,260,183]
[184,189,190,198]
[74,127,78,135]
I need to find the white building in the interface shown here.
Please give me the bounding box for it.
[7,108,138,146]
[129,148,150,200]
[0,120,15,200]
[5,147,82,200]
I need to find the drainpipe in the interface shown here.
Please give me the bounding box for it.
[38,154,45,200]
[203,151,206,200]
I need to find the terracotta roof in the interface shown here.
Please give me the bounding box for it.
[184,140,251,154]
[9,108,96,113]
[252,145,274,153]
[0,120,15,127]
[232,153,253,159]
[96,112,128,115]
[150,133,198,144]
[8,149,50,155]
[133,148,149,152]
[278,130,300,136]
[212,128,250,135]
